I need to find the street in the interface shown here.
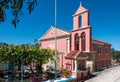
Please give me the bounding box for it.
[85,65,120,82]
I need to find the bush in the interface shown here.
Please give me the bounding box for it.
[62,69,71,78]
[87,66,91,75]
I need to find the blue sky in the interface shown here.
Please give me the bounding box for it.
[0,0,120,50]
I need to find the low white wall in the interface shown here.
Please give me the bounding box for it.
[0,62,8,70]
[86,61,93,72]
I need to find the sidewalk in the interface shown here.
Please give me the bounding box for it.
[85,65,120,82]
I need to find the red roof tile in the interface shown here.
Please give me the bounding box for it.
[65,50,88,59]
[65,50,79,59]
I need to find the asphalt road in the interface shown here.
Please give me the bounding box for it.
[85,65,120,82]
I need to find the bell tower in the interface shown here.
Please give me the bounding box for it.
[73,3,89,30]
[71,3,91,52]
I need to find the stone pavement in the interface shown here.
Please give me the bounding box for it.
[85,65,120,82]
[0,79,31,82]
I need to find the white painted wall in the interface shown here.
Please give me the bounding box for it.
[0,62,8,70]
[86,61,93,72]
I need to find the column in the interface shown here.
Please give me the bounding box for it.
[74,60,77,72]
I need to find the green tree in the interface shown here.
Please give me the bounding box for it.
[111,48,120,61]
[112,51,120,61]
[0,0,37,28]
[0,42,9,62]
[0,42,55,78]
[34,48,55,76]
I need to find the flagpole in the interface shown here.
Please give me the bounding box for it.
[54,0,57,80]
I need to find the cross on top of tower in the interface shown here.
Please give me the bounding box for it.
[80,2,82,6]
[75,2,87,15]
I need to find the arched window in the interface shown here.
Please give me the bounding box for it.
[79,16,82,27]
[81,32,86,51]
[75,33,79,50]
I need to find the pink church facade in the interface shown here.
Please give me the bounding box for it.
[40,4,111,79]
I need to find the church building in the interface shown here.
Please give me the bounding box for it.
[40,4,111,79]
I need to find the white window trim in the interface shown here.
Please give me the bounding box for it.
[97,46,102,55]
[105,47,109,55]
[66,38,70,53]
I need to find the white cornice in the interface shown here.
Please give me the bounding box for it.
[92,40,104,45]
[39,26,70,41]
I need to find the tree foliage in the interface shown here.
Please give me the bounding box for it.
[0,42,55,75]
[111,48,120,61]
[0,0,37,28]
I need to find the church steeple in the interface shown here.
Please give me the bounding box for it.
[73,3,90,30]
